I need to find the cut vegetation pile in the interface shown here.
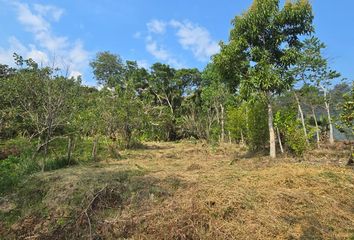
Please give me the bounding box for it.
[1,142,353,239]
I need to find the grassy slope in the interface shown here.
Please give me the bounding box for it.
[0,142,353,239]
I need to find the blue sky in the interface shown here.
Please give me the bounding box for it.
[0,0,353,85]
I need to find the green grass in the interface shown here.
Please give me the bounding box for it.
[0,175,48,225]
[0,136,125,195]
[319,171,340,182]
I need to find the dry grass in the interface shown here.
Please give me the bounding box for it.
[1,141,353,239]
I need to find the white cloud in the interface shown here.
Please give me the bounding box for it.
[0,50,13,66]
[136,60,149,69]
[170,20,219,61]
[0,37,49,65]
[13,2,49,32]
[69,70,82,79]
[67,40,89,76]
[27,45,49,64]
[143,19,219,64]
[35,31,68,52]
[69,41,88,66]
[133,32,142,39]
[4,1,90,80]
[8,36,27,54]
[33,4,64,22]
[0,37,23,65]
[145,39,183,68]
[12,2,68,52]
[147,19,167,34]
[146,41,169,60]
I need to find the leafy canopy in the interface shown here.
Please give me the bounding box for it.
[214,0,314,98]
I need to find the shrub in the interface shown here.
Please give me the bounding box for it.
[275,109,308,156]
[0,155,39,194]
[227,101,268,150]
[247,101,269,151]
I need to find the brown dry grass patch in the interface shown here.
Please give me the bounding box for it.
[1,141,353,239]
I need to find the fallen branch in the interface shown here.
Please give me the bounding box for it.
[85,211,92,240]
[76,185,108,239]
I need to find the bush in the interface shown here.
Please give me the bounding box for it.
[226,105,246,143]
[0,155,39,194]
[275,109,308,156]
[0,138,38,193]
[247,101,269,151]
[284,124,308,156]
[227,101,268,150]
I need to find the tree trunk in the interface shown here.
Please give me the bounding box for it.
[276,127,284,154]
[206,110,213,140]
[294,92,309,145]
[67,136,73,165]
[215,103,220,124]
[38,136,45,172]
[228,131,232,144]
[41,159,45,172]
[240,129,245,146]
[268,101,276,158]
[220,103,225,143]
[324,101,334,144]
[34,136,41,159]
[321,85,334,145]
[44,135,49,156]
[311,107,320,149]
[124,123,132,149]
[92,136,99,161]
[347,146,354,166]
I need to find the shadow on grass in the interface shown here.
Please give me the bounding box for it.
[237,150,268,159]
[130,143,175,151]
[0,167,188,240]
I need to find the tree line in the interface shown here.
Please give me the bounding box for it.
[0,0,353,168]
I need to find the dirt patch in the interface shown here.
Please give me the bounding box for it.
[0,198,15,213]
[0,146,20,160]
[187,163,203,171]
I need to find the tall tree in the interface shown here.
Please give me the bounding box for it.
[300,84,323,148]
[214,0,313,158]
[293,37,340,144]
[90,51,125,88]
[293,90,309,145]
[147,63,201,140]
[201,64,229,142]
[0,64,16,138]
[337,82,354,165]
[2,55,81,168]
[337,82,354,138]
[148,63,178,140]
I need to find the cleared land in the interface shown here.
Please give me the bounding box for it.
[0,141,353,239]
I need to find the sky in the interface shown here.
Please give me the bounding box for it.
[0,0,353,86]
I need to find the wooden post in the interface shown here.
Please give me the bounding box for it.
[92,136,99,161]
[220,103,225,143]
[67,136,73,165]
